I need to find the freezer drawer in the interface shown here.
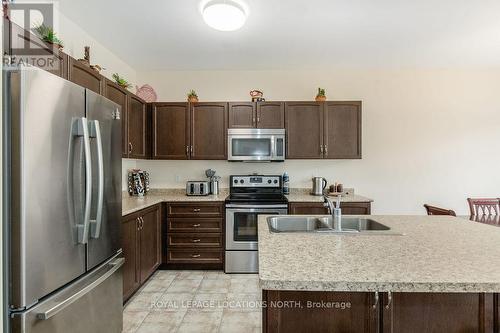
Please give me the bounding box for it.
[11,255,124,333]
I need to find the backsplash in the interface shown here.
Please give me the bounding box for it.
[122,159,364,192]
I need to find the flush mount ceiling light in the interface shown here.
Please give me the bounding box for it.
[201,0,248,31]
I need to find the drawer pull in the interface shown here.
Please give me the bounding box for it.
[191,254,201,258]
[193,224,201,227]
[192,239,201,243]
[193,208,201,212]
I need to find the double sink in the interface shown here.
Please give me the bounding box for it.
[267,216,403,235]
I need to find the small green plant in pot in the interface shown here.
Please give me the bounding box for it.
[315,88,327,102]
[112,73,132,89]
[33,23,64,49]
[187,90,199,103]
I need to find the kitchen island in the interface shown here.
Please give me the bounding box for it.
[258,215,500,332]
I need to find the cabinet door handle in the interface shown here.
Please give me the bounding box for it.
[140,217,145,229]
[320,145,324,154]
[192,224,201,227]
[128,142,133,154]
[190,145,193,154]
[192,239,201,243]
[186,145,189,156]
[385,291,392,309]
[136,217,141,230]
[193,208,201,212]
[372,292,379,309]
[324,145,328,156]
[191,254,201,258]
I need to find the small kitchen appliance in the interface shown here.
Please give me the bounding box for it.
[311,177,327,196]
[186,181,210,196]
[205,168,221,195]
[227,129,285,162]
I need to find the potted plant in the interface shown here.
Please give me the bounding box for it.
[33,24,64,49]
[187,90,199,103]
[112,73,132,89]
[315,88,327,102]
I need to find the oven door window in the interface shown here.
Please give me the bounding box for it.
[232,138,271,157]
[232,212,261,242]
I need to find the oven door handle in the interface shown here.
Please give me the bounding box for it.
[225,204,288,209]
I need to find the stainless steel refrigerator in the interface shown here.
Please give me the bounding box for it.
[3,65,124,333]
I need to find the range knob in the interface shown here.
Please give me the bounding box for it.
[273,179,278,184]
[234,179,238,184]
[240,179,244,184]
[268,179,272,184]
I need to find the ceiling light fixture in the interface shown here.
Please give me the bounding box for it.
[201,0,248,32]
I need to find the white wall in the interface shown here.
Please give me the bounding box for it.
[56,11,137,83]
[128,68,500,215]
[10,5,137,83]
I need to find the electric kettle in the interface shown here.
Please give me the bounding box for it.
[311,177,327,196]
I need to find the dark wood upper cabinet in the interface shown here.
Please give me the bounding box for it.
[257,102,284,128]
[285,102,323,159]
[103,79,129,157]
[190,103,228,160]
[4,19,68,79]
[285,101,362,159]
[122,214,139,301]
[228,102,284,129]
[324,101,362,159]
[382,292,495,333]
[228,102,256,128]
[128,94,150,159]
[139,206,161,282]
[68,57,104,94]
[152,103,190,160]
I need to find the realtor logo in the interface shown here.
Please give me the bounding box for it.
[3,1,60,71]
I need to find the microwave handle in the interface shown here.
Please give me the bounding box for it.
[271,136,276,158]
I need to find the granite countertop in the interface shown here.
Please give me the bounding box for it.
[258,215,500,293]
[286,193,373,203]
[122,188,372,216]
[122,189,228,216]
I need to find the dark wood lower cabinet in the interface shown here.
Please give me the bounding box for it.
[165,202,224,269]
[139,206,161,282]
[383,292,495,333]
[122,213,139,301]
[263,290,497,333]
[122,204,161,302]
[496,293,500,333]
[263,290,379,333]
[289,202,371,215]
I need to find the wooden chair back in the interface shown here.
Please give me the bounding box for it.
[467,198,500,216]
[424,204,456,216]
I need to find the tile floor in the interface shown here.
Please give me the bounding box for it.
[123,270,262,333]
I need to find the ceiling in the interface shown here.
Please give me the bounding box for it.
[59,0,500,71]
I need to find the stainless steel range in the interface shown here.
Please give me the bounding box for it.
[225,175,288,273]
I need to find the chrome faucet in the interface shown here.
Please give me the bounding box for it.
[324,195,342,231]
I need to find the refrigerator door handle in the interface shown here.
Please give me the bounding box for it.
[90,120,104,239]
[76,117,92,244]
[35,257,124,320]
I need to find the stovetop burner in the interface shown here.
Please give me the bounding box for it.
[225,174,288,205]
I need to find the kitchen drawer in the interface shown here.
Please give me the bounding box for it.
[167,202,224,218]
[167,218,223,233]
[167,233,222,248]
[167,248,223,264]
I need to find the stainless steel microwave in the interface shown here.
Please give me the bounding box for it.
[227,129,285,162]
